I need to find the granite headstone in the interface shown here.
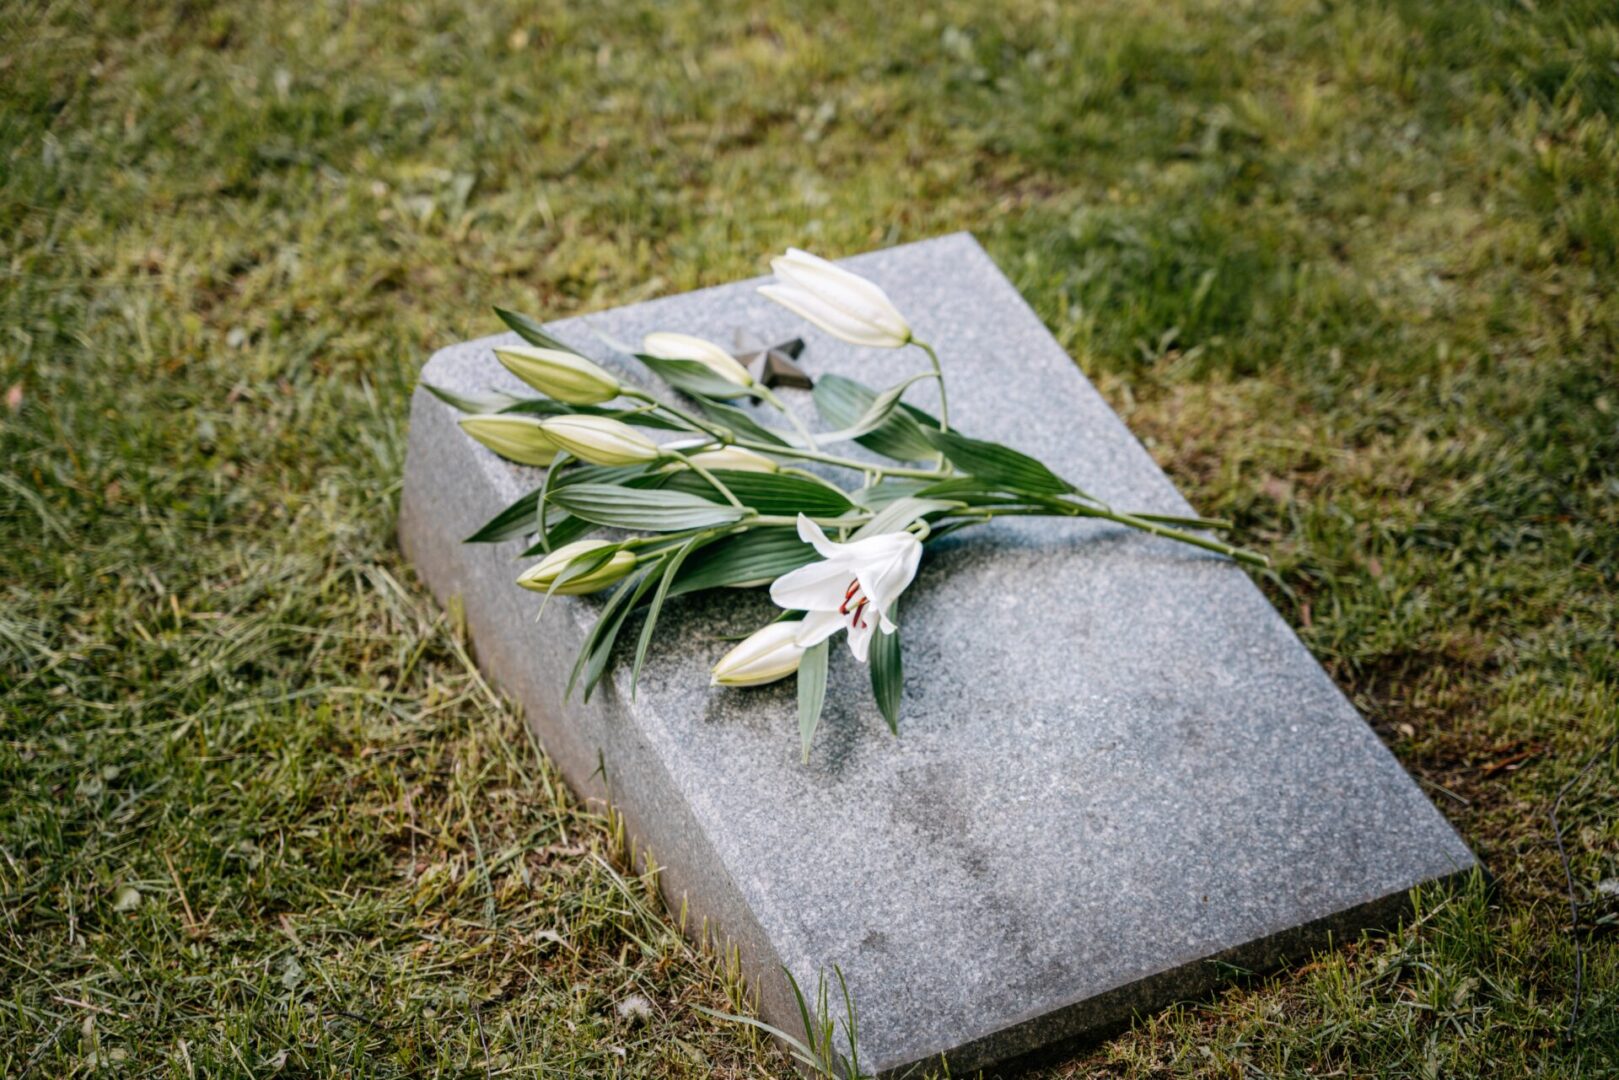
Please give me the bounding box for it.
[398,234,1476,1076]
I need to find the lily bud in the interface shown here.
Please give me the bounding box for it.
[662,444,780,474]
[494,343,620,405]
[457,414,561,466]
[539,415,662,466]
[517,540,637,596]
[641,332,753,393]
[758,248,912,349]
[711,621,806,687]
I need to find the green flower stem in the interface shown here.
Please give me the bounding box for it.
[729,437,953,481]
[1126,511,1234,531]
[778,465,863,501]
[668,454,745,510]
[752,384,820,450]
[912,339,949,433]
[619,387,732,441]
[751,513,872,529]
[1085,508,1266,567]
[618,526,726,552]
[963,502,1269,567]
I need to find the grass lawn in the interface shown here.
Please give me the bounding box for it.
[3,0,1617,1075]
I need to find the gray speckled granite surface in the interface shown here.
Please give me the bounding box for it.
[398,233,1476,1076]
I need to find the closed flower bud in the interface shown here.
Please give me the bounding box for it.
[711,621,805,687]
[457,414,561,466]
[494,343,620,405]
[660,442,779,474]
[642,332,753,393]
[687,446,780,473]
[758,248,912,349]
[539,415,662,466]
[517,541,637,596]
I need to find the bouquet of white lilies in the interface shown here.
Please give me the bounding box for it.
[430,249,1267,759]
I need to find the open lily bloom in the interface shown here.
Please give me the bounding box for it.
[769,514,923,662]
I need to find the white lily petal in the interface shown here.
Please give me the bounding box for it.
[775,250,908,341]
[778,250,896,317]
[855,535,923,620]
[794,610,846,648]
[711,621,805,687]
[794,513,846,559]
[757,284,901,349]
[769,518,924,658]
[766,265,891,341]
[841,529,917,560]
[845,617,877,663]
[642,331,753,387]
[769,559,854,612]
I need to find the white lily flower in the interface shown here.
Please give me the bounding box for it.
[769,514,922,663]
[641,332,754,392]
[710,621,805,687]
[758,248,912,349]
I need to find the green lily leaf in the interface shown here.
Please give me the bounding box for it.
[464,486,544,543]
[498,398,688,430]
[668,528,817,595]
[659,469,854,517]
[852,496,959,539]
[809,372,937,446]
[636,354,752,400]
[548,484,748,531]
[495,307,580,354]
[797,639,830,762]
[813,374,940,462]
[697,397,790,446]
[572,566,666,701]
[849,478,930,510]
[870,613,902,735]
[631,533,709,698]
[923,428,1073,496]
[423,381,527,415]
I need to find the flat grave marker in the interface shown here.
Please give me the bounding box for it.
[399,233,1476,1076]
